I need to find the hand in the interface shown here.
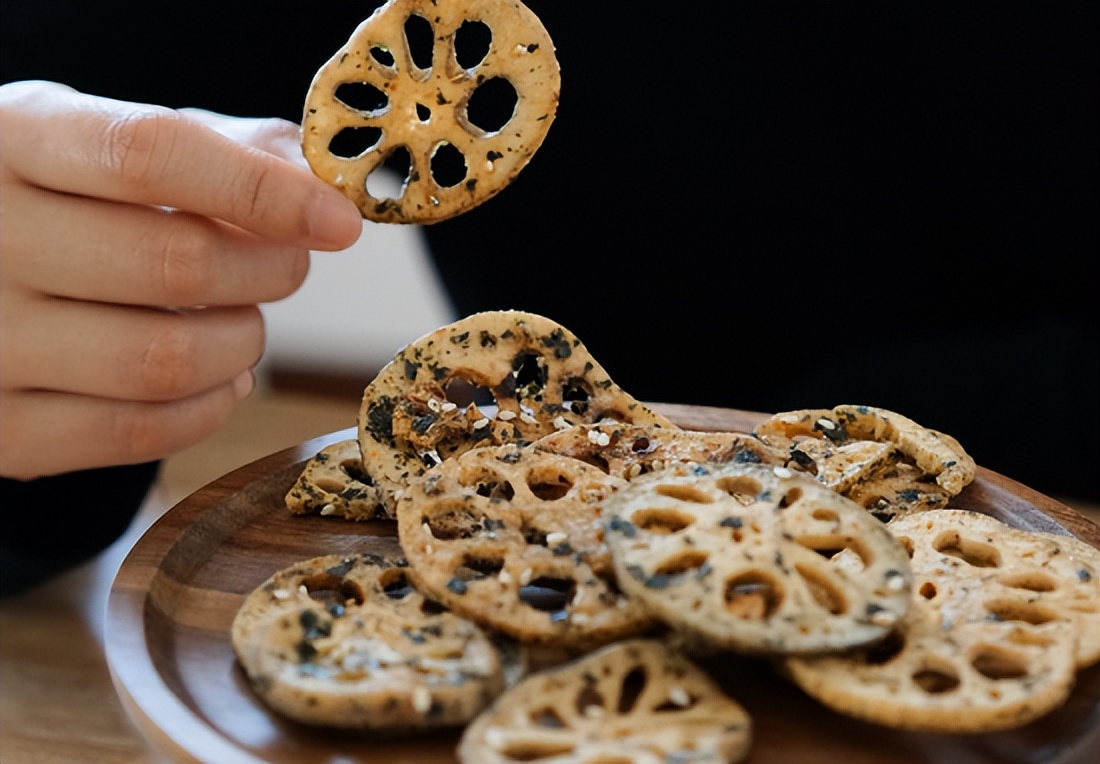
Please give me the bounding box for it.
[0,81,363,480]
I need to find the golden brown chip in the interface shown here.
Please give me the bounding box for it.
[755,404,976,519]
[301,0,560,223]
[358,310,675,517]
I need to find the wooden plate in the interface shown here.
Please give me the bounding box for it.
[105,405,1100,764]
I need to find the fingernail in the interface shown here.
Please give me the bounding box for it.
[232,369,255,401]
[309,192,363,250]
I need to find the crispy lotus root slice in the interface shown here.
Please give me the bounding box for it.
[783,592,1079,733]
[301,0,560,224]
[603,462,914,655]
[532,421,785,481]
[359,310,676,517]
[284,439,388,521]
[885,509,1100,669]
[396,442,656,649]
[754,404,977,519]
[230,552,505,730]
[457,639,752,764]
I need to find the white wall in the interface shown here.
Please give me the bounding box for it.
[257,219,456,383]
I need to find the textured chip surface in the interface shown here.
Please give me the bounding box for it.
[458,639,753,764]
[604,462,914,655]
[231,552,505,729]
[397,441,655,649]
[358,310,675,517]
[783,509,1097,732]
[755,404,977,520]
[284,439,387,520]
[302,0,560,223]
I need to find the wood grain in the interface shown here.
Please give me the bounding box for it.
[105,406,1100,764]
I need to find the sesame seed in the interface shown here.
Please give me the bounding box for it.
[498,569,513,585]
[773,466,793,479]
[587,429,602,444]
[441,402,458,413]
[870,608,898,627]
[520,412,539,425]
[553,416,570,430]
[320,503,337,516]
[583,705,605,719]
[498,410,517,421]
[885,572,906,591]
[473,418,490,430]
[816,417,836,430]
[668,688,691,707]
[486,729,507,751]
[412,686,432,714]
[422,522,434,536]
[596,432,611,446]
[519,568,533,586]
[571,613,590,624]
[428,398,441,412]
[272,588,290,601]
[627,464,643,478]
[546,531,568,546]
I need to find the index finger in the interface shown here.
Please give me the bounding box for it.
[0,82,362,251]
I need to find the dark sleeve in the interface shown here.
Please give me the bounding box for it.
[1,461,160,597]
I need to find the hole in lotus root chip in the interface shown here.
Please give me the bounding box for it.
[863,629,906,665]
[379,569,416,600]
[919,581,938,599]
[932,531,1002,568]
[983,599,1059,626]
[617,666,648,714]
[911,661,961,694]
[530,707,567,728]
[456,554,506,582]
[777,486,804,509]
[301,572,366,608]
[655,484,713,504]
[795,564,849,615]
[971,644,1030,681]
[455,19,492,68]
[574,684,605,717]
[423,505,493,540]
[631,508,696,535]
[655,550,709,578]
[526,467,574,501]
[795,533,872,566]
[998,571,1058,593]
[725,570,784,620]
[715,475,762,505]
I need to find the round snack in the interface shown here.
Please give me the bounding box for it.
[754,404,977,520]
[603,462,914,655]
[359,310,676,517]
[301,0,560,224]
[886,509,1100,668]
[231,553,506,730]
[783,509,1097,732]
[457,639,753,764]
[396,441,656,650]
[533,421,785,480]
[284,439,388,521]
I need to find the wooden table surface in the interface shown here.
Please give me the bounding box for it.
[2,390,1098,764]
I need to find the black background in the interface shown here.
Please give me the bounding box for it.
[2,1,1096,502]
